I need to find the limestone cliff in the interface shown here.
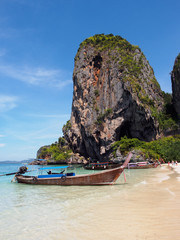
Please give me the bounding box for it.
[63,34,164,160]
[171,53,180,122]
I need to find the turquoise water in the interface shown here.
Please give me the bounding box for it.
[0,163,179,240]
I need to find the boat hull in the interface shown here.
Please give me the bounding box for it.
[16,167,123,185]
[127,163,158,169]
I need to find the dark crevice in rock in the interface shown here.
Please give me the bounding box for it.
[171,53,180,123]
[115,121,132,140]
[92,54,102,69]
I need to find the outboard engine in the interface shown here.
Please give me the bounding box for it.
[18,166,28,174]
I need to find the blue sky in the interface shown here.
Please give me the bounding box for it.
[0,0,179,161]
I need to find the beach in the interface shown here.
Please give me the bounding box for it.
[59,164,180,240]
[70,164,180,240]
[0,164,180,240]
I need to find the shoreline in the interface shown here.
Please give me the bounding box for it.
[1,164,180,240]
[60,164,180,240]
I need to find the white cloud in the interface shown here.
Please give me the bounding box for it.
[55,79,72,89]
[0,95,18,112]
[27,113,70,118]
[0,64,72,89]
[0,134,5,137]
[0,143,5,147]
[7,122,61,142]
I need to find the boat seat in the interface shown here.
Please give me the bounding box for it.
[66,172,75,176]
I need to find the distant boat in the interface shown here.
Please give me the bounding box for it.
[127,161,159,169]
[84,161,122,170]
[15,152,132,186]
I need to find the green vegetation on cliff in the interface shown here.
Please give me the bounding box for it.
[62,120,71,132]
[77,34,144,81]
[112,135,180,162]
[77,33,160,90]
[96,108,113,125]
[37,137,72,162]
[151,92,179,131]
[79,33,137,51]
[173,53,180,72]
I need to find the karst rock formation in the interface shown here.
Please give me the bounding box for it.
[171,53,180,123]
[63,34,164,160]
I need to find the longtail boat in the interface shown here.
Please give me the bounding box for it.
[15,152,132,186]
[127,161,159,169]
[84,162,122,170]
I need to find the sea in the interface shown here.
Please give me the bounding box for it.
[0,163,180,240]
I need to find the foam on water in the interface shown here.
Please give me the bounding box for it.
[135,180,147,186]
[177,177,180,181]
[165,187,176,196]
[173,164,180,174]
[158,175,170,183]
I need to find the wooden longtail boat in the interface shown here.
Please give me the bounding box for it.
[84,162,122,170]
[15,152,132,186]
[127,161,159,169]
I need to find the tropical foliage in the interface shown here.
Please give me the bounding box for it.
[151,92,179,131]
[112,135,180,162]
[62,120,71,132]
[37,137,72,162]
[96,108,113,125]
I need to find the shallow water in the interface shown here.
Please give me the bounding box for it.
[0,164,180,240]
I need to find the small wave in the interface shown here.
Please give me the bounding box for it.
[135,180,147,187]
[158,176,170,183]
[165,188,176,196]
[141,180,147,184]
[173,166,180,174]
[176,177,180,181]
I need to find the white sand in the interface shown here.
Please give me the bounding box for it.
[60,164,180,240]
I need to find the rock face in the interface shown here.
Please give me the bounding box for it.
[171,53,180,122]
[63,34,163,160]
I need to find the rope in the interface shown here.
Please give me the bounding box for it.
[123,170,126,183]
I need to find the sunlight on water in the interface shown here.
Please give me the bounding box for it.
[0,163,180,240]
